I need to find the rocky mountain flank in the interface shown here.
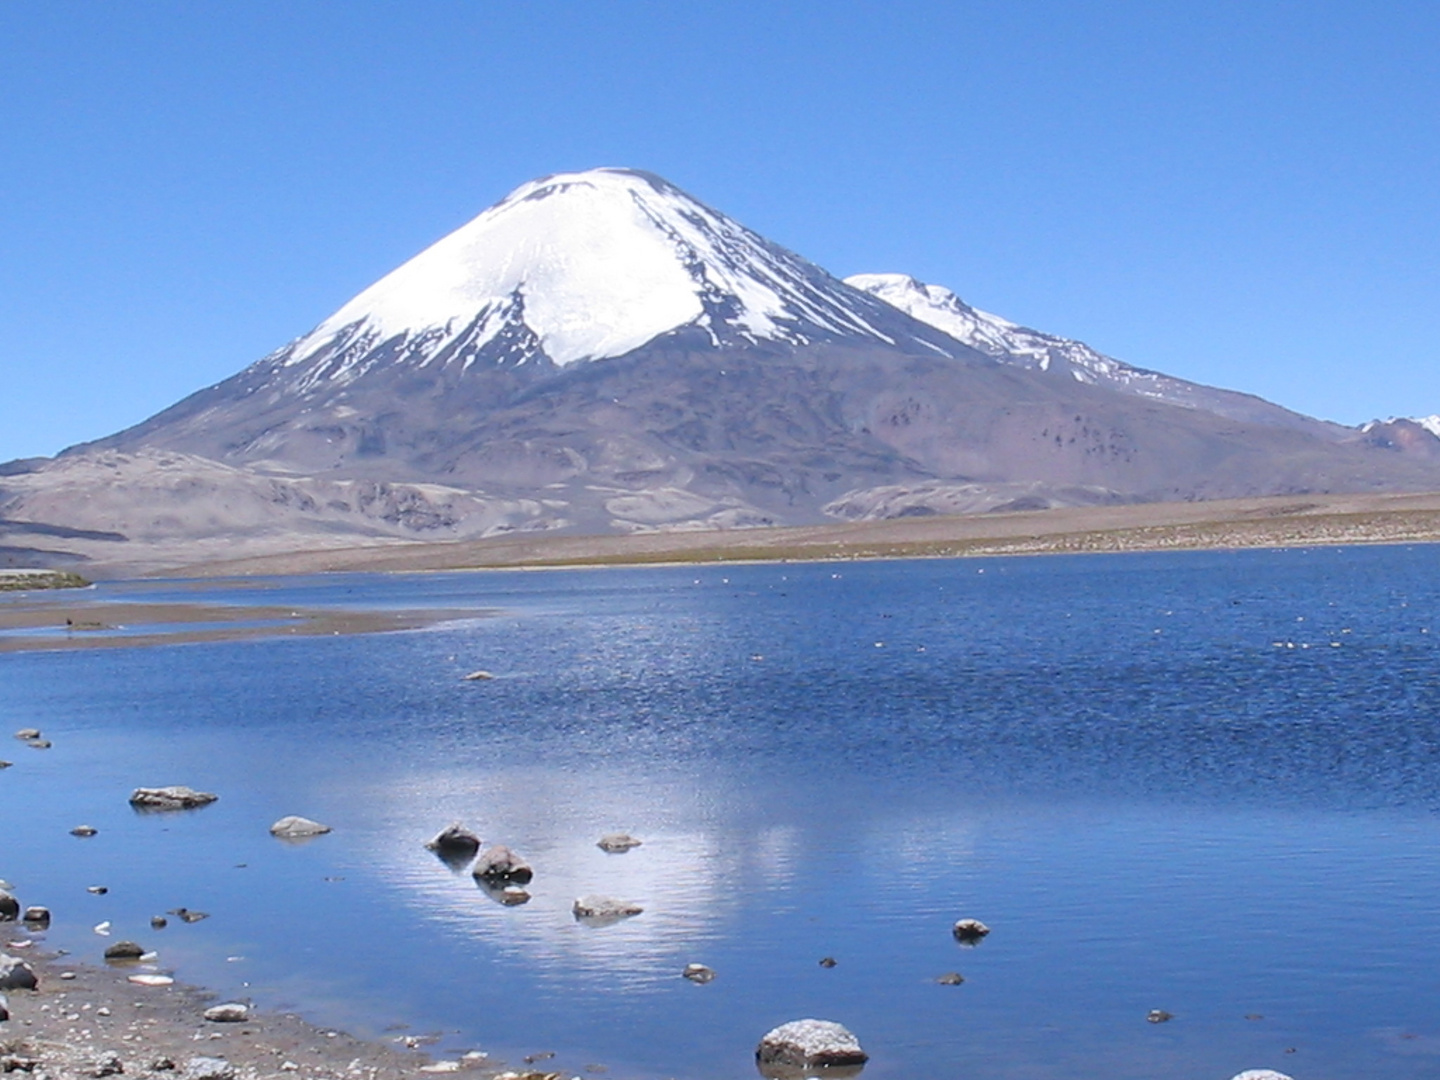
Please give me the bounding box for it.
[5,167,1440,572]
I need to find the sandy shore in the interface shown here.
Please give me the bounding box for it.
[0,942,565,1080]
[176,490,1440,578]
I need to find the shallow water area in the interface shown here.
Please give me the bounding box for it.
[3,547,1440,1079]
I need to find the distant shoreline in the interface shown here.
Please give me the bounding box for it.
[174,489,1440,579]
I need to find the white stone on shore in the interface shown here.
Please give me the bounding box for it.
[756,1019,868,1068]
[128,974,175,987]
[269,816,332,838]
[182,1056,235,1080]
[202,1003,249,1023]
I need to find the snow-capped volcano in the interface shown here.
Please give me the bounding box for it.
[271,168,956,391]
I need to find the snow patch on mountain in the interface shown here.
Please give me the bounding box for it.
[272,169,942,389]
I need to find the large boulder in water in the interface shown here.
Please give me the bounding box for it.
[130,786,218,810]
[0,955,37,990]
[757,1020,867,1071]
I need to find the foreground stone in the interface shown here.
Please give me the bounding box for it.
[203,1002,249,1023]
[471,845,533,884]
[129,786,219,810]
[102,942,145,961]
[269,816,331,838]
[0,955,38,990]
[756,1019,868,1069]
[596,833,642,853]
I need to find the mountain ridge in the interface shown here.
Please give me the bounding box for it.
[6,166,1440,572]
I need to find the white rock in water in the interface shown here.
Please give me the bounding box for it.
[0,954,38,991]
[756,1019,868,1068]
[1229,1073,1295,1080]
[182,1056,235,1080]
[203,1003,249,1023]
[269,816,332,838]
[461,671,494,681]
[130,786,219,810]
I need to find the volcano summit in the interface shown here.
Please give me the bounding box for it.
[5,167,1440,569]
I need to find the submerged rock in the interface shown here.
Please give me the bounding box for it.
[24,740,51,750]
[426,823,482,859]
[952,918,990,944]
[129,786,219,810]
[0,955,38,990]
[471,845,533,884]
[756,1019,868,1070]
[596,833,642,853]
[936,972,965,985]
[1146,1009,1174,1024]
[269,816,332,839]
[461,670,494,681]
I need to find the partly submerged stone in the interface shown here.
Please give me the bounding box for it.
[269,816,332,839]
[71,825,99,837]
[103,941,146,961]
[952,918,990,944]
[0,892,17,921]
[130,786,219,810]
[572,895,643,922]
[425,823,482,858]
[471,845,533,884]
[596,833,642,853]
[21,907,49,927]
[682,963,716,983]
[756,1019,868,1069]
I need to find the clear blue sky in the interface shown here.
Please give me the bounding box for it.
[2,1,1437,463]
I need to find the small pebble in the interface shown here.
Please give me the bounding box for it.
[936,972,965,985]
[71,826,99,838]
[88,886,109,895]
[1147,1009,1175,1024]
[819,956,837,968]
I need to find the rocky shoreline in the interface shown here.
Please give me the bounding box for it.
[0,944,559,1080]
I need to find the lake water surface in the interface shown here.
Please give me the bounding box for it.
[3,547,1440,1079]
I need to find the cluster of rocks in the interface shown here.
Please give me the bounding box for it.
[422,823,644,923]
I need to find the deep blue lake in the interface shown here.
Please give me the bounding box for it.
[4,546,1440,1079]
